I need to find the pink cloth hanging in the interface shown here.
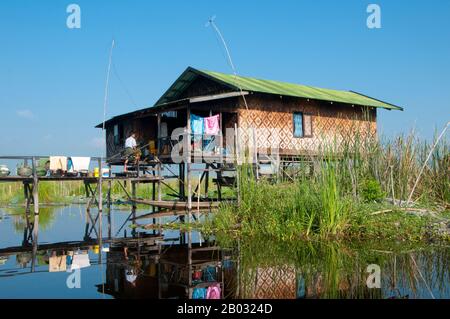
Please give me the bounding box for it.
[204,114,220,135]
[206,283,221,299]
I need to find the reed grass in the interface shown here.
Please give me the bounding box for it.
[210,130,449,241]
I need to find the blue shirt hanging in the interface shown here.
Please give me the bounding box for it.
[190,114,204,135]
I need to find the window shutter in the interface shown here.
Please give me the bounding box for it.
[303,114,312,137]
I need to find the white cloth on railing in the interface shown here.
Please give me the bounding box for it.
[70,157,91,172]
[49,156,68,171]
[68,252,91,270]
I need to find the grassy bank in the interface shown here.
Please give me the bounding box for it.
[207,132,449,242]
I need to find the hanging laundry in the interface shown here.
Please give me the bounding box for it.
[49,255,67,272]
[204,114,220,135]
[203,266,217,282]
[70,157,91,172]
[125,267,137,283]
[193,287,207,299]
[206,283,221,299]
[68,252,90,270]
[49,156,68,171]
[67,158,74,173]
[190,114,204,135]
[193,270,202,281]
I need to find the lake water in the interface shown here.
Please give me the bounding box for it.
[0,205,449,299]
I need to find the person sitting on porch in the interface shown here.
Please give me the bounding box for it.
[124,132,141,172]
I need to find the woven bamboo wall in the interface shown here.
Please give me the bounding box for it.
[237,94,377,156]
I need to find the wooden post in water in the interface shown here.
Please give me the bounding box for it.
[234,123,241,206]
[107,164,112,209]
[31,213,39,273]
[157,112,162,201]
[187,231,193,299]
[152,169,156,234]
[24,183,31,214]
[131,181,137,237]
[98,157,103,263]
[186,106,192,241]
[32,157,39,215]
[205,164,209,198]
[252,127,259,180]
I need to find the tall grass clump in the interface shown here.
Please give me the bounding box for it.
[215,157,354,240]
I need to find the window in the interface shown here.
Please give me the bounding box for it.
[293,112,313,138]
[113,124,123,145]
[293,112,303,137]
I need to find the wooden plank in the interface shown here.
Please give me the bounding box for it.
[0,235,163,256]
[131,199,220,210]
[0,176,163,183]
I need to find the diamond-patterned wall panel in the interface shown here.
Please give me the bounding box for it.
[237,94,377,156]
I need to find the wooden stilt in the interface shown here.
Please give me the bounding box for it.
[32,157,39,215]
[156,112,162,203]
[205,164,210,198]
[31,213,39,272]
[107,181,112,209]
[131,182,137,209]
[187,233,193,299]
[98,158,103,263]
[157,162,162,201]
[179,163,185,200]
[234,123,241,206]
[131,181,137,237]
[152,169,156,234]
[186,106,192,229]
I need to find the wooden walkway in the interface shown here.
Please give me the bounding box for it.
[132,209,212,221]
[0,234,163,257]
[0,176,162,183]
[131,199,220,210]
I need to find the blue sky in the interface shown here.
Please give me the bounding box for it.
[0,0,449,156]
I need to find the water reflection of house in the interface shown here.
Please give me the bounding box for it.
[98,242,231,299]
[0,256,8,266]
[100,248,160,299]
[243,265,297,299]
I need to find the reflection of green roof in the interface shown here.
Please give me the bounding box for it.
[155,67,403,111]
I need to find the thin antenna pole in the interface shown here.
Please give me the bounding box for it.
[207,17,249,110]
[99,39,114,299]
[102,39,115,158]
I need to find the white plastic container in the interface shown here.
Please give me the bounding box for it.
[101,168,110,178]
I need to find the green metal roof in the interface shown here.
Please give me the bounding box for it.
[154,67,403,111]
